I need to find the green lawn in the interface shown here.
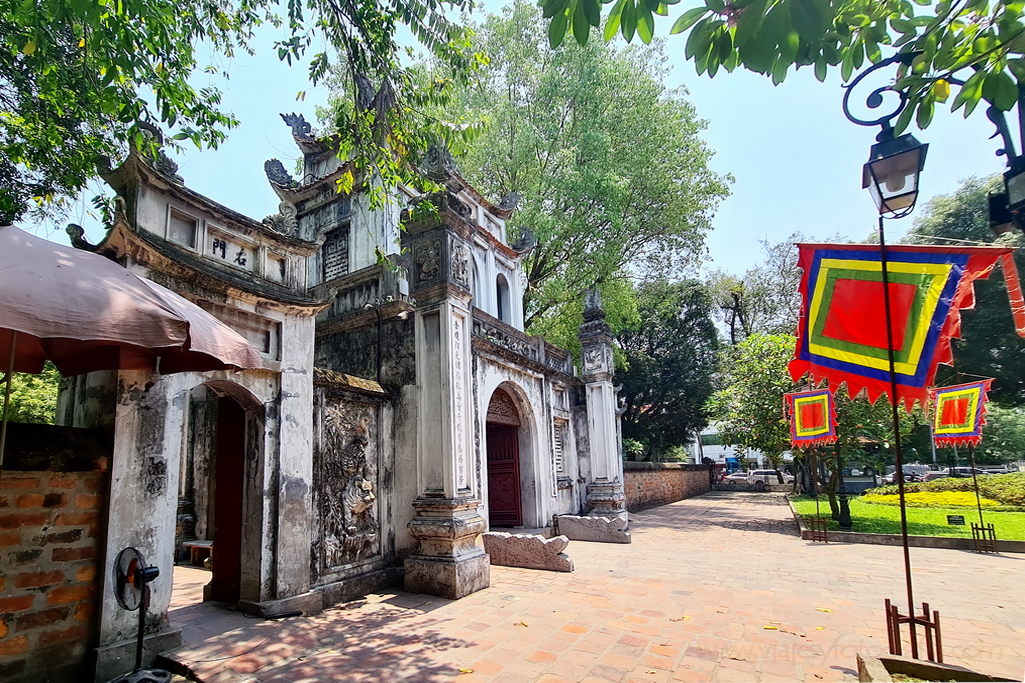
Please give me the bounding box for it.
[790,495,1025,540]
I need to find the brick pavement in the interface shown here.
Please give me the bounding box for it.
[161,492,1025,682]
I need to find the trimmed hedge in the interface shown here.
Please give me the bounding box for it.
[866,472,1025,506]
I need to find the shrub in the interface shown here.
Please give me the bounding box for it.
[863,491,1000,508]
[866,472,1025,506]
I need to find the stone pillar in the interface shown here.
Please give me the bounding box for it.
[578,289,627,521]
[401,195,490,599]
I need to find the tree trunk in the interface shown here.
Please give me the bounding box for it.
[827,466,840,520]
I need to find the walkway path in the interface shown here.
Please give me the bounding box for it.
[163,492,1025,682]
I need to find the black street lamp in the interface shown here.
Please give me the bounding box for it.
[843,51,930,658]
[985,89,1025,233]
[862,132,929,217]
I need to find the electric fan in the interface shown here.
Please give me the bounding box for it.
[108,547,171,683]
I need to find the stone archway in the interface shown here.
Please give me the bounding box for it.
[179,381,265,606]
[486,388,522,527]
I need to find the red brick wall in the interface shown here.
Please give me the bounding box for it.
[0,471,106,683]
[623,462,711,512]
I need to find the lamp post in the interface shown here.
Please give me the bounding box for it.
[843,51,929,657]
[986,95,1025,233]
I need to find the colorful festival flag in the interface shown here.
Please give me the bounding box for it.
[931,380,992,447]
[784,389,837,447]
[789,244,1025,409]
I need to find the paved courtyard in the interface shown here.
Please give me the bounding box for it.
[163,492,1025,682]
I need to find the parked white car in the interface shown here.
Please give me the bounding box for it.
[747,469,795,485]
[723,470,794,487]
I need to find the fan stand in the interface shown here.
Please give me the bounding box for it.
[109,548,172,683]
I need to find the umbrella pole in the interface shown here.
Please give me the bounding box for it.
[0,330,17,482]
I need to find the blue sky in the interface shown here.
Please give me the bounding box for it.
[65,8,1007,275]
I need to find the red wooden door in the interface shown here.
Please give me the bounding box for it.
[209,396,244,604]
[487,424,521,527]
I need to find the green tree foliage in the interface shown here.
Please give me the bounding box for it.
[617,279,720,460]
[904,175,1025,405]
[1,363,59,424]
[1,0,481,224]
[708,332,796,469]
[429,0,731,334]
[541,0,1025,137]
[974,403,1025,464]
[710,331,916,496]
[707,233,805,344]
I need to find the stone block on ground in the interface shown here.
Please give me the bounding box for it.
[482,532,573,572]
[556,514,631,544]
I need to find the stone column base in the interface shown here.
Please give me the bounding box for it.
[93,627,183,683]
[586,480,627,522]
[404,552,490,599]
[404,497,490,599]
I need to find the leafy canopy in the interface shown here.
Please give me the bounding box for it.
[617,279,720,460]
[904,174,1025,405]
[0,0,482,224]
[708,332,797,464]
[424,0,731,334]
[0,363,59,425]
[707,233,806,344]
[541,0,1025,137]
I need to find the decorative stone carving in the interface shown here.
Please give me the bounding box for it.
[557,514,631,544]
[280,112,315,141]
[447,192,472,220]
[472,318,535,361]
[483,533,574,572]
[153,150,184,183]
[486,389,521,426]
[421,144,458,183]
[318,403,379,569]
[497,192,522,212]
[262,200,299,235]
[451,242,470,289]
[414,239,441,283]
[511,227,536,255]
[584,286,603,313]
[66,224,96,252]
[264,159,298,188]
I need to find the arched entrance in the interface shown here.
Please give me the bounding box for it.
[207,394,246,603]
[486,388,522,527]
[177,381,264,606]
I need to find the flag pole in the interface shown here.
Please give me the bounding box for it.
[878,216,918,656]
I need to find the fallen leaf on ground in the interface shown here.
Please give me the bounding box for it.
[669,615,693,622]
[815,608,833,613]
[514,621,528,627]
[458,669,474,674]
[815,627,825,630]
[763,625,778,630]
[727,657,747,661]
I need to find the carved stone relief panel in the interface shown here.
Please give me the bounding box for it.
[583,345,612,374]
[412,238,443,288]
[451,238,470,291]
[315,398,380,572]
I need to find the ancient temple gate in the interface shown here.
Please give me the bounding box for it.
[39,116,628,681]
